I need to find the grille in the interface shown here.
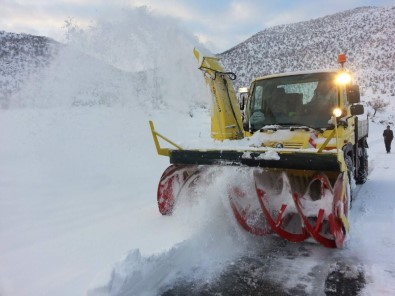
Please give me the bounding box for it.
[283,142,304,149]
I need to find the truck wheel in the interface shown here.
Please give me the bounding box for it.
[345,155,355,205]
[355,146,368,184]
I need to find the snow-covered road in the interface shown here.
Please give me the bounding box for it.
[0,108,394,296]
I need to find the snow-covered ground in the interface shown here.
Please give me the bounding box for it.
[0,106,394,296]
[1,6,395,296]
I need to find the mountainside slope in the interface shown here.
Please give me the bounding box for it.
[0,31,141,109]
[1,6,394,111]
[0,10,206,112]
[219,6,395,102]
[0,31,59,107]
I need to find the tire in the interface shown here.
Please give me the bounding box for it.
[355,145,368,184]
[345,155,355,205]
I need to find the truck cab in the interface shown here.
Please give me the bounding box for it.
[240,69,368,184]
[243,70,361,133]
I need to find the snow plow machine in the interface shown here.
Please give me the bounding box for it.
[149,50,368,248]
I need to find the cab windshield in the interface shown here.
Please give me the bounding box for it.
[248,72,338,131]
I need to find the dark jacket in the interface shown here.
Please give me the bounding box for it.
[383,129,394,141]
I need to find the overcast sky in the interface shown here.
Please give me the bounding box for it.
[1,0,394,52]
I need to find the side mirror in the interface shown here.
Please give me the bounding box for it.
[347,85,360,104]
[350,104,364,116]
[239,96,245,110]
[238,87,249,111]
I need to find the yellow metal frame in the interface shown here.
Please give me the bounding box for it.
[317,129,336,153]
[149,121,183,156]
[193,48,244,141]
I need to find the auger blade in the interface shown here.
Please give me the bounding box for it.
[157,164,350,249]
[157,165,199,215]
[254,171,309,243]
[256,188,309,242]
[329,173,350,248]
[228,186,272,236]
[290,172,350,248]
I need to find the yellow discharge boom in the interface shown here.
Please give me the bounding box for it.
[150,50,369,248]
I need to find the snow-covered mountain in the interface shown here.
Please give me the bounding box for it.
[219,6,395,103]
[0,31,148,109]
[1,6,394,112]
[0,31,59,108]
[0,8,206,111]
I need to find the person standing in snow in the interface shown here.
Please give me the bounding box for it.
[383,125,394,153]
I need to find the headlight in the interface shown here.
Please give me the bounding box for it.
[333,108,342,117]
[335,73,351,84]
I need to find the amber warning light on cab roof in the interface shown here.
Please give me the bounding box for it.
[338,53,347,68]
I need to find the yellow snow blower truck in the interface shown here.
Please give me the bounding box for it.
[149,50,368,248]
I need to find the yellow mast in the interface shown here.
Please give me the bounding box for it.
[193,48,244,140]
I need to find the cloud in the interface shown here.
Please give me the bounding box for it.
[130,0,198,21]
[0,0,129,41]
[227,1,261,22]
